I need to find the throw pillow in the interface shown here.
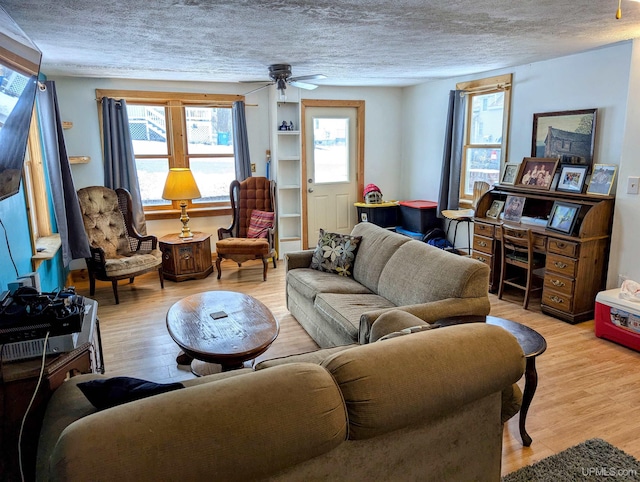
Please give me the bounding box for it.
[310,228,362,277]
[377,324,434,341]
[247,210,274,238]
[77,376,184,410]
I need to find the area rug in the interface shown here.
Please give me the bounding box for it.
[502,438,640,481]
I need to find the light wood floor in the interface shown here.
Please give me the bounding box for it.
[71,259,640,477]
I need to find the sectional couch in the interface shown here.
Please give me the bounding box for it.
[286,222,492,347]
[36,319,524,481]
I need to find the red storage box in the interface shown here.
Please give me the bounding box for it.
[595,288,640,352]
[398,200,439,234]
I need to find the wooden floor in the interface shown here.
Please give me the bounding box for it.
[71,258,640,477]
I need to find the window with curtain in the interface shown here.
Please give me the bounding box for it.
[95,90,243,218]
[457,74,512,203]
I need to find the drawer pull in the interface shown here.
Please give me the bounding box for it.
[478,241,487,247]
[183,254,191,260]
[554,261,568,269]
[550,295,564,304]
[551,279,566,287]
[476,256,486,262]
[556,242,566,248]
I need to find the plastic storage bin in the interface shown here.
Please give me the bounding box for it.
[595,288,640,352]
[398,200,439,234]
[354,202,398,228]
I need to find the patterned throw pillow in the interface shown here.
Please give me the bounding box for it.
[310,229,362,277]
[247,210,274,238]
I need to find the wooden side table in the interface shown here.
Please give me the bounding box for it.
[0,299,102,481]
[159,232,214,282]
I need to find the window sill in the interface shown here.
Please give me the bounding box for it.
[144,206,233,221]
[32,234,62,270]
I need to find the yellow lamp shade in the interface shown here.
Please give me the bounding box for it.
[162,168,201,201]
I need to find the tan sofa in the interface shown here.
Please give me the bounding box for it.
[286,222,491,347]
[36,320,524,482]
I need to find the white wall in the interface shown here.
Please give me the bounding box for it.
[51,77,403,247]
[610,40,640,288]
[401,41,635,287]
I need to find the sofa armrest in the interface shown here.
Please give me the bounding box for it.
[359,296,491,344]
[285,249,315,271]
[368,310,430,342]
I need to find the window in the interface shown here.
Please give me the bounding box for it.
[457,74,512,203]
[96,90,243,218]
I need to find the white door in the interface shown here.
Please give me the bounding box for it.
[304,106,358,245]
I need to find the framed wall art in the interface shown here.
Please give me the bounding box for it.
[586,164,617,196]
[556,164,588,193]
[503,195,525,222]
[546,201,581,235]
[501,163,520,185]
[515,157,558,190]
[531,109,597,168]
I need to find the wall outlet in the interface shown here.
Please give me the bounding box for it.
[627,176,639,195]
[251,163,256,173]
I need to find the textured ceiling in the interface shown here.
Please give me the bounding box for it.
[3,0,640,87]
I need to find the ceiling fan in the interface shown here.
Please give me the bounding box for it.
[243,64,327,96]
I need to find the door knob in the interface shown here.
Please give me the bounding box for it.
[308,188,314,193]
[308,178,313,183]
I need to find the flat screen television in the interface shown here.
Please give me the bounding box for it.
[0,6,41,202]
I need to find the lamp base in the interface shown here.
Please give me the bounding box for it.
[178,201,194,239]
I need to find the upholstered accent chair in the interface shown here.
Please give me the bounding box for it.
[77,186,164,304]
[216,177,277,281]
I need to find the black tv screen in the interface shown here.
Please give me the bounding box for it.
[0,6,41,202]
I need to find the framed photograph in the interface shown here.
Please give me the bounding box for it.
[515,157,559,190]
[501,163,520,185]
[587,164,617,196]
[503,195,526,222]
[531,109,597,168]
[556,164,588,193]
[486,200,505,219]
[546,201,581,235]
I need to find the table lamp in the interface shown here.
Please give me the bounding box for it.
[162,167,201,239]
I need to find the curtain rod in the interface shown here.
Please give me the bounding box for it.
[460,83,511,96]
[96,99,258,107]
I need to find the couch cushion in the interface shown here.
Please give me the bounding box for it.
[350,223,412,293]
[310,229,362,277]
[254,345,355,370]
[287,268,373,301]
[377,240,489,306]
[377,324,434,341]
[314,293,396,343]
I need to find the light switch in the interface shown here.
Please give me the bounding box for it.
[627,176,639,195]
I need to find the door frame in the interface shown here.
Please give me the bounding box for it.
[300,99,365,248]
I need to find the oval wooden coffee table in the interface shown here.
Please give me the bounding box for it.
[166,291,279,375]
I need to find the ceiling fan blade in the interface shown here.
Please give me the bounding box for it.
[243,82,273,95]
[289,80,319,90]
[289,74,327,82]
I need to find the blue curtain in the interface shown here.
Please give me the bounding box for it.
[102,97,147,235]
[37,81,91,266]
[438,90,467,215]
[232,100,252,181]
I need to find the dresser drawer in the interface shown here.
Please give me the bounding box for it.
[533,234,547,252]
[546,253,577,278]
[472,250,492,267]
[543,273,574,297]
[542,288,574,313]
[547,238,579,257]
[474,222,495,238]
[473,235,493,254]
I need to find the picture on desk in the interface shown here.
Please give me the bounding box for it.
[556,164,588,193]
[503,195,526,222]
[546,201,581,235]
[515,157,558,190]
[586,164,617,196]
[486,200,505,219]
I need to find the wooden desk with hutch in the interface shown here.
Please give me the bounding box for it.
[472,184,614,324]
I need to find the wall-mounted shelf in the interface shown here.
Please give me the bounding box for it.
[69,156,90,164]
